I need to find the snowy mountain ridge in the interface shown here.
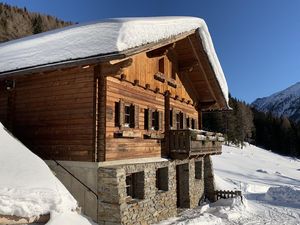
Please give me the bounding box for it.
[251,82,300,122]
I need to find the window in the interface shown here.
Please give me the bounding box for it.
[159,58,164,74]
[170,109,173,128]
[176,112,184,129]
[126,172,145,200]
[186,117,190,128]
[195,161,203,180]
[176,113,180,129]
[191,118,195,129]
[144,108,162,131]
[115,100,139,128]
[156,167,169,191]
[171,67,176,80]
[144,109,149,130]
[124,105,131,127]
[152,111,159,130]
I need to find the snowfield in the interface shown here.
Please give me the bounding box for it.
[157,144,300,225]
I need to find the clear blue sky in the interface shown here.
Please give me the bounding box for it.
[2,0,300,103]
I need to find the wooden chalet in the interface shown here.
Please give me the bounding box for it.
[0,17,229,225]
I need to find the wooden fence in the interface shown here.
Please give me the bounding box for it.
[215,190,243,203]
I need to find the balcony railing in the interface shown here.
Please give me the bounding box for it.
[169,129,224,159]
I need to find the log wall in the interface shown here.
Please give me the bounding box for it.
[104,51,199,161]
[0,66,95,161]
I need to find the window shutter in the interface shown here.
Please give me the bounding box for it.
[182,113,187,129]
[119,99,124,127]
[148,109,153,130]
[172,109,177,130]
[134,105,139,129]
[129,104,135,128]
[159,111,163,131]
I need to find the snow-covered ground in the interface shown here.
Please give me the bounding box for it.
[0,123,96,225]
[157,144,300,225]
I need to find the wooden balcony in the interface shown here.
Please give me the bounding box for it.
[169,129,224,159]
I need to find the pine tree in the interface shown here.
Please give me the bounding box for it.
[32,15,43,34]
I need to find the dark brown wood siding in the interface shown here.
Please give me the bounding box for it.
[0,83,8,126]
[0,67,95,161]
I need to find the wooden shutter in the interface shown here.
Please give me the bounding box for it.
[148,109,153,130]
[129,104,135,128]
[134,105,139,128]
[172,109,177,130]
[159,111,163,131]
[119,99,125,127]
[182,113,187,129]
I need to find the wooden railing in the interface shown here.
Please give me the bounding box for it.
[215,190,243,203]
[169,129,224,159]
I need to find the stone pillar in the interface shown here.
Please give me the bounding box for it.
[204,155,217,202]
[98,167,124,225]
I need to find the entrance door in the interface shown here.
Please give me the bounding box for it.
[176,163,190,208]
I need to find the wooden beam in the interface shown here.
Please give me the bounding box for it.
[146,43,175,58]
[164,91,170,157]
[188,35,217,106]
[95,65,107,162]
[178,61,199,73]
[178,71,200,103]
[101,58,132,77]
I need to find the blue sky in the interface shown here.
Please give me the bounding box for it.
[2,0,300,103]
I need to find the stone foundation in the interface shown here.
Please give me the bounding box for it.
[98,157,207,225]
[46,156,216,225]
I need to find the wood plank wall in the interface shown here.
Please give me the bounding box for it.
[0,67,95,161]
[0,83,8,126]
[104,51,199,161]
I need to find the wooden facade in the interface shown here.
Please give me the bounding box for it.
[0,31,227,162]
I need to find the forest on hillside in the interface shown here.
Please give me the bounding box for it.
[203,96,300,157]
[0,3,71,43]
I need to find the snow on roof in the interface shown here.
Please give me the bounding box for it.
[0,123,77,217]
[0,16,229,103]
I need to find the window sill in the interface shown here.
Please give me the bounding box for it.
[144,132,164,139]
[126,197,143,204]
[114,130,142,138]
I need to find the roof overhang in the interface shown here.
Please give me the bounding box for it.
[0,30,230,110]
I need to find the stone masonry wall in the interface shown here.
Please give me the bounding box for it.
[204,155,217,202]
[98,161,177,225]
[98,157,206,225]
[189,158,205,208]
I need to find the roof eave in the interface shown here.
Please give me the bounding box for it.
[0,30,196,79]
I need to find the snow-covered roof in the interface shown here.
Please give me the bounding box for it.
[0,16,229,104]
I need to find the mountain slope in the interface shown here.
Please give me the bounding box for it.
[252,82,300,122]
[0,3,72,43]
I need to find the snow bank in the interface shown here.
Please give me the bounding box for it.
[0,16,228,104]
[46,212,97,225]
[157,197,246,225]
[265,186,300,205]
[0,123,77,217]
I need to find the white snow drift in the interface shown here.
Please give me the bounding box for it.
[0,123,77,217]
[157,144,300,225]
[0,17,228,104]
